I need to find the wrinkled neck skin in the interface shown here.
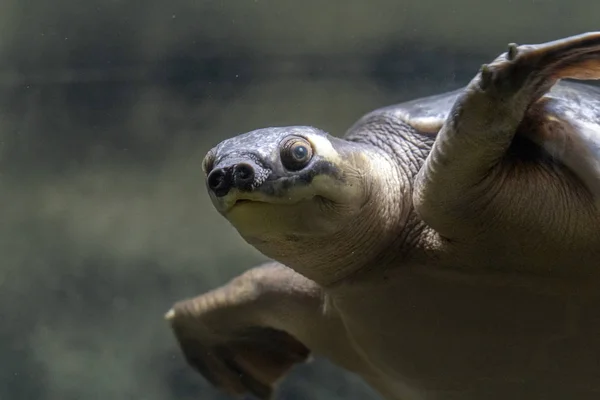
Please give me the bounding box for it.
[246,131,435,288]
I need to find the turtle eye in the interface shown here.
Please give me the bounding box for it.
[280,136,313,171]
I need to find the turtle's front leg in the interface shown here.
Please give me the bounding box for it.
[413,32,600,238]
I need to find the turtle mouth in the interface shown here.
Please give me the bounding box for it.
[231,198,259,209]
[220,192,323,214]
[222,195,279,213]
[222,198,256,213]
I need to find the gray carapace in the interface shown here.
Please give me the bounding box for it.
[167,32,600,400]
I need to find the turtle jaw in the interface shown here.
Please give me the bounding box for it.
[223,196,336,241]
[209,188,318,217]
[205,168,327,216]
[207,174,358,240]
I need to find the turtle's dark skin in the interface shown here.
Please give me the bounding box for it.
[167,32,600,400]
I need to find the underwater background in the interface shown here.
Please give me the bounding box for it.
[3,1,598,399]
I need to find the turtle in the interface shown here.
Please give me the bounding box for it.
[166,32,600,400]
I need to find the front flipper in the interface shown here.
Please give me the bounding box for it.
[166,262,326,400]
[170,323,309,399]
[414,32,600,237]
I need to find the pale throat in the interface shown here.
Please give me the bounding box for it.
[261,158,406,288]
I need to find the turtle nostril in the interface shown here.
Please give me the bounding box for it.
[207,168,231,197]
[207,163,256,196]
[233,163,255,185]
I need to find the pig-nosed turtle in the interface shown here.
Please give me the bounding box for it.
[166,32,600,400]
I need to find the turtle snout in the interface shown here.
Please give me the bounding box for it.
[206,161,260,197]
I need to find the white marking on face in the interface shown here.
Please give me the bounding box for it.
[306,134,342,164]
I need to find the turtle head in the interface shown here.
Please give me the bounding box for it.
[203,126,404,284]
[203,126,369,235]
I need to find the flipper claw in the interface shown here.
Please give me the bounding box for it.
[479,63,493,89]
[507,43,518,61]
